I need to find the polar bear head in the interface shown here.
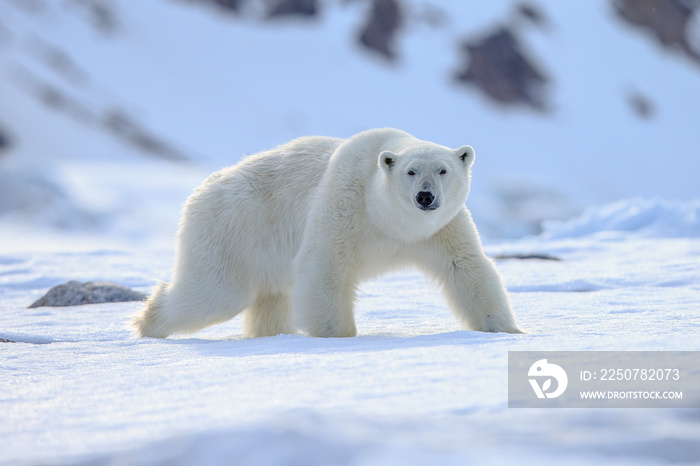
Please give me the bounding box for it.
[373,143,475,241]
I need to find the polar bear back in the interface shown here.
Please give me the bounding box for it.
[173,136,344,294]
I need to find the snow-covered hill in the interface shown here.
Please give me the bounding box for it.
[1,0,700,242]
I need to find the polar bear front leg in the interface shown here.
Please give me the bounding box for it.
[292,245,358,338]
[417,209,523,334]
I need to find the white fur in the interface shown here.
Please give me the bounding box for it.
[132,128,522,338]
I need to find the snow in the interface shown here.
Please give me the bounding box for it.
[2,211,700,465]
[541,197,700,240]
[2,1,700,464]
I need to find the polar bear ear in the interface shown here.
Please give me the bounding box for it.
[455,145,475,168]
[379,150,396,172]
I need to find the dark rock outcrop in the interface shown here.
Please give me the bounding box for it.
[267,0,318,19]
[214,0,245,13]
[103,110,188,162]
[0,127,10,152]
[455,26,549,111]
[612,0,700,65]
[493,253,561,261]
[357,0,403,61]
[180,0,319,18]
[627,89,656,119]
[29,280,147,308]
[70,0,121,34]
[178,0,245,15]
[515,2,549,29]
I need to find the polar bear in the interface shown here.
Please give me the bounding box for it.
[133,128,521,338]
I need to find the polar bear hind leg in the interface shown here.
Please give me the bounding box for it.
[244,291,293,338]
[133,278,255,338]
[132,282,170,338]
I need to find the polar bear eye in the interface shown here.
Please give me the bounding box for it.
[439,169,447,175]
[407,170,416,176]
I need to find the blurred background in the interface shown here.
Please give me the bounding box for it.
[1,0,699,248]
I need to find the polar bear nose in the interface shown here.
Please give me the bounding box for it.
[416,191,435,207]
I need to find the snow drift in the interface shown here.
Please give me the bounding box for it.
[542,197,700,239]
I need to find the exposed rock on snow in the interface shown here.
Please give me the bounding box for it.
[455,26,549,111]
[266,0,318,19]
[29,280,146,308]
[626,88,656,119]
[27,37,91,87]
[612,0,700,65]
[492,253,561,261]
[67,0,121,35]
[103,109,189,162]
[357,0,403,61]
[9,67,188,161]
[179,0,319,18]
[179,0,245,15]
[514,2,550,29]
[0,126,10,152]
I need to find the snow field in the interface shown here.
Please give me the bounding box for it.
[2,220,699,464]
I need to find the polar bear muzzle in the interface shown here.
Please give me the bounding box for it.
[415,191,437,210]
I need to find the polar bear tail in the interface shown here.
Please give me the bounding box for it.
[132,281,170,338]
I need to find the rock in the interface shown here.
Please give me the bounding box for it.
[102,109,188,162]
[29,280,147,308]
[357,0,403,61]
[266,0,318,19]
[0,128,10,152]
[71,0,121,34]
[612,0,700,65]
[493,253,562,261]
[455,26,549,111]
[213,0,244,12]
[627,89,656,119]
[515,2,549,29]
[178,0,245,15]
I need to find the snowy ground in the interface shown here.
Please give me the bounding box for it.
[2,201,700,465]
[2,1,700,464]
